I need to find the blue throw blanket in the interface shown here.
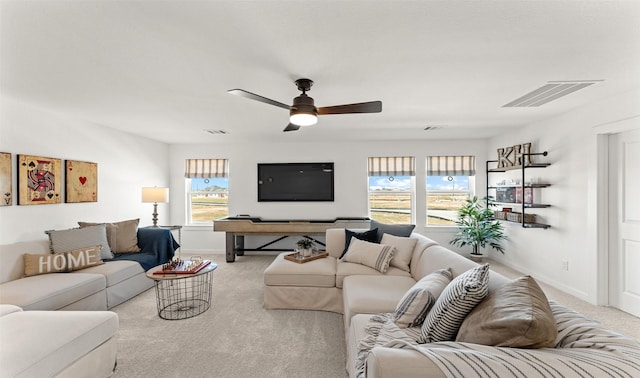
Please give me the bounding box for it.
[105,228,178,270]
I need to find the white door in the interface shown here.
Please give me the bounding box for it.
[609,128,640,317]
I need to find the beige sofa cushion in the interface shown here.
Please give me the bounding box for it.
[336,260,411,288]
[341,239,395,273]
[264,252,336,288]
[0,310,118,377]
[78,218,141,253]
[456,275,557,348]
[381,233,417,272]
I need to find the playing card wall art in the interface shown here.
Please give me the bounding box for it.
[66,160,97,203]
[0,152,11,206]
[18,154,62,205]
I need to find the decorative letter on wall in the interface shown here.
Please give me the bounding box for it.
[66,160,98,203]
[497,143,533,169]
[18,154,62,205]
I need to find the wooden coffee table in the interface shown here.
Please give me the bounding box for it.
[146,261,217,320]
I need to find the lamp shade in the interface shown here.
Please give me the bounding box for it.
[141,187,169,203]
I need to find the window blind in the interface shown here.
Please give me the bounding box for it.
[184,159,229,178]
[368,156,415,177]
[426,156,476,176]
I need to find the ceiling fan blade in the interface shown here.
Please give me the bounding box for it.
[283,123,300,132]
[227,89,290,110]
[317,101,382,115]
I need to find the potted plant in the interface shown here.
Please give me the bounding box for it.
[450,196,506,262]
[296,238,314,257]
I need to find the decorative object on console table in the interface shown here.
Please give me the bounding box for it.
[450,196,506,262]
[65,160,97,203]
[141,187,169,227]
[0,152,11,206]
[17,154,62,205]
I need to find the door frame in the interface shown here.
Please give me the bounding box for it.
[594,116,640,306]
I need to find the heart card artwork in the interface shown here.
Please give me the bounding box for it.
[18,154,62,205]
[65,160,97,203]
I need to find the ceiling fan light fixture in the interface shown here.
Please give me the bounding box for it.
[289,112,317,126]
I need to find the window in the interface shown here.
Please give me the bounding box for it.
[368,156,415,224]
[426,156,475,226]
[185,159,229,224]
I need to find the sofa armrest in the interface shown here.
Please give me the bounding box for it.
[0,304,22,317]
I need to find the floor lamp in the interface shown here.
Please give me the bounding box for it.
[141,187,169,227]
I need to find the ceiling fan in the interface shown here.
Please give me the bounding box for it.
[228,78,382,132]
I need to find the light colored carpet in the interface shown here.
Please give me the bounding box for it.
[111,254,639,378]
[110,255,347,378]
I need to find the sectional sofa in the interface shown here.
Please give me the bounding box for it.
[0,226,177,377]
[264,227,640,377]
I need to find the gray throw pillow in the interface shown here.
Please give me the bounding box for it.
[46,224,114,259]
[370,220,415,242]
[394,268,453,328]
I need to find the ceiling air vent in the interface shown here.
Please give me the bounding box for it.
[205,129,229,135]
[424,126,444,131]
[503,80,601,107]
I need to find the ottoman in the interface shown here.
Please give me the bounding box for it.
[263,252,343,313]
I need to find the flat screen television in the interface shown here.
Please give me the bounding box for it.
[258,162,334,202]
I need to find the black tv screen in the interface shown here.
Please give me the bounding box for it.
[258,163,334,202]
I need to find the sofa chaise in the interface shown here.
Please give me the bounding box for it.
[264,227,640,377]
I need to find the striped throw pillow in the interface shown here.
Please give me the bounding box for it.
[341,238,395,273]
[420,263,490,343]
[394,268,453,328]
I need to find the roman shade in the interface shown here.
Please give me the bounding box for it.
[426,156,476,176]
[184,159,229,178]
[368,156,415,177]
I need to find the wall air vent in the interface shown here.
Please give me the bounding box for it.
[503,80,602,107]
[205,129,229,135]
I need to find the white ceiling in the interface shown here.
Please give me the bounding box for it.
[2,1,639,144]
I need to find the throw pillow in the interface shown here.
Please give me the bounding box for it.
[456,275,557,348]
[421,263,490,343]
[78,218,141,253]
[340,228,379,259]
[381,233,417,272]
[394,268,453,328]
[46,224,114,259]
[24,245,104,277]
[341,238,395,273]
[370,220,415,242]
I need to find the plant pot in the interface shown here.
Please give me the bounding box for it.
[468,254,484,263]
[301,248,313,257]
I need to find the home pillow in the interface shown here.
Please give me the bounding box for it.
[381,233,417,272]
[394,268,453,328]
[341,238,395,273]
[421,263,490,343]
[456,275,557,348]
[46,224,113,259]
[24,245,104,277]
[370,220,415,242]
[78,218,141,253]
[340,228,379,259]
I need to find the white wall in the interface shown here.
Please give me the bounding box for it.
[0,97,171,244]
[169,140,489,254]
[486,88,640,304]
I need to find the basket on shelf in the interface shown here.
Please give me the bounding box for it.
[505,211,536,223]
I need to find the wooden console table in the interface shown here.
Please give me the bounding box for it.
[213,217,370,262]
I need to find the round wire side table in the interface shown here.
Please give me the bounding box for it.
[146,261,217,320]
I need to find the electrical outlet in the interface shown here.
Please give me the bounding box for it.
[562,261,569,271]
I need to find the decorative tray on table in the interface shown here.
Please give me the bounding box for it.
[154,258,212,274]
[284,250,329,264]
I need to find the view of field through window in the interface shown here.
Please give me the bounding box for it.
[189,178,229,223]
